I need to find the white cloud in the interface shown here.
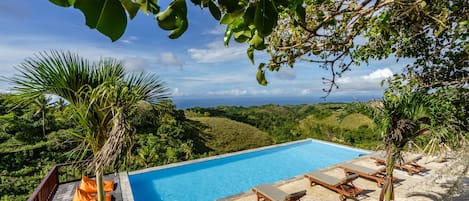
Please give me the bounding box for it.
[120,36,139,44]
[171,88,189,96]
[187,41,246,63]
[336,68,393,93]
[275,68,296,80]
[362,68,393,81]
[208,89,248,96]
[203,26,226,35]
[123,57,146,72]
[157,52,185,67]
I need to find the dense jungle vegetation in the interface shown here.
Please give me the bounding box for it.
[0,93,463,200]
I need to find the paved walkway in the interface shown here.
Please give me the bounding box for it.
[225,154,468,201]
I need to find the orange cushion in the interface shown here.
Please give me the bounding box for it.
[73,188,112,201]
[80,176,115,193]
[73,188,93,201]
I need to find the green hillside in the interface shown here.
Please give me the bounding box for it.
[295,111,379,149]
[341,113,376,129]
[190,117,273,154]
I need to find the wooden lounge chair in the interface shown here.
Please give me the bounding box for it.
[304,171,363,201]
[73,188,112,201]
[339,163,398,187]
[370,155,427,176]
[79,176,115,193]
[252,184,306,201]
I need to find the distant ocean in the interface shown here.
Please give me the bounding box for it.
[172,95,382,109]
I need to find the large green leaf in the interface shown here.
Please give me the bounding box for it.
[166,0,189,39]
[74,0,127,41]
[157,8,179,30]
[122,0,140,19]
[218,0,240,13]
[208,1,221,20]
[254,0,278,37]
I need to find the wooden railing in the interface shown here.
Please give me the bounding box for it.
[27,161,91,201]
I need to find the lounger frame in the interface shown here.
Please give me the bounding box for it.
[304,173,363,201]
[339,163,398,187]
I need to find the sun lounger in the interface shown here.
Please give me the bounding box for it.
[304,171,363,201]
[79,176,115,193]
[73,188,112,201]
[252,184,306,201]
[339,163,398,187]
[370,154,427,176]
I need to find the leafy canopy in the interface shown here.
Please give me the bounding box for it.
[48,0,468,91]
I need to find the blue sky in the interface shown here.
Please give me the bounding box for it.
[0,0,408,100]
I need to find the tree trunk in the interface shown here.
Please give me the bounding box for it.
[42,110,46,137]
[379,146,396,201]
[95,166,105,201]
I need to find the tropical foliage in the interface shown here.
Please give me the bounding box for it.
[375,93,431,201]
[8,50,169,201]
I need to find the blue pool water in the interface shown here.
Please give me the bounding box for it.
[129,140,369,201]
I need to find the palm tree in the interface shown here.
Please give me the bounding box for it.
[10,50,168,201]
[377,92,431,201]
[31,95,52,137]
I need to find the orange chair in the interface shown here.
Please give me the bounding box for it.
[79,176,115,193]
[73,188,112,201]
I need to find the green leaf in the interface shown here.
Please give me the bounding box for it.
[244,5,255,26]
[122,0,140,19]
[247,47,255,64]
[254,0,278,37]
[220,13,235,24]
[190,0,202,5]
[296,5,306,24]
[208,1,221,20]
[157,8,178,30]
[158,0,189,39]
[249,32,266,50]
[136,0,160,14]
[49,0,74,7]
[256,63,268,86]
[74,0,127,42]
[169,20,188,39]
[224,26,233,46]
[218,0,240,13]
[234,29,251,43]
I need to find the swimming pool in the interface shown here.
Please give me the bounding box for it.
[128,139,369,201]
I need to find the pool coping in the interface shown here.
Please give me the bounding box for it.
[121,138,372,201]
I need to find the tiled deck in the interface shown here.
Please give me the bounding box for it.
[51,153,467,201]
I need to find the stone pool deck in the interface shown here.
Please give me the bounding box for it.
[51,153,467,201]
[221,154,468,201]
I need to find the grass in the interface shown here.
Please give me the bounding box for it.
[190,117,273,154]
[341,113,376,129]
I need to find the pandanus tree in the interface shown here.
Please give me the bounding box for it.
[376,92,431,201]
[10,50,168,201]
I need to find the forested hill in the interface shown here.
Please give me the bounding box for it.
[0,93,383,200]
